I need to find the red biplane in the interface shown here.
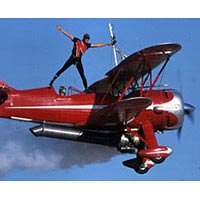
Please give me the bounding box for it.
[0,27,195,174]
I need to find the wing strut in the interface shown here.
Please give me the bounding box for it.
[148,57,170,93]
[117,77,134,102]
[108,23,127,66]
[139,56,170,96]
[109,23,118,66]
[100,73,134,105]
[100,68,122,105]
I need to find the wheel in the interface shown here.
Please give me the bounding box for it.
[151,157,166,164]
[136,164,149,174]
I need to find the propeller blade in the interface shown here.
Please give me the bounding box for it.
[177,126,182,141]
[184,103,195,115]
[177,103,195,141]
[184,103,195,124]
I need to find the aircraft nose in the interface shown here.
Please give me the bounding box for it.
[184,103,195,115]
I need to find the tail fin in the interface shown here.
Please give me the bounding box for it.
[0,80,15,104]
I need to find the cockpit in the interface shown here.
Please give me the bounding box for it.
[58,85,83,96]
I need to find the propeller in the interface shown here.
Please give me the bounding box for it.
[184,103,195,123]
[177,102,195,140]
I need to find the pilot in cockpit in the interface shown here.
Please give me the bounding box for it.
[59,86,66,96]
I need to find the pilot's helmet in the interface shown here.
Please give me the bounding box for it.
[59,86,66,95]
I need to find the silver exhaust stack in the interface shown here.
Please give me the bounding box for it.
[30,124,83,140]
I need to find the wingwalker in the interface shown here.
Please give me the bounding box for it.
[0,24,195,174]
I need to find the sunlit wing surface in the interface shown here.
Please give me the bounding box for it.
[88,43,181,94]
[90,97,152,125]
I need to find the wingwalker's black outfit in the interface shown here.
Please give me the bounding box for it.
[49,37,91,89]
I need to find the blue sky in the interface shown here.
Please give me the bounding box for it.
[0,18,199,183]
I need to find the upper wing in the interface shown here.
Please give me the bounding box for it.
[88,43,181,94]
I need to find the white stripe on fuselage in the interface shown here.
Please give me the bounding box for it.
[5,105,107,110]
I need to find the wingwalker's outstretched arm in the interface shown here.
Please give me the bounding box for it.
[56,25,74,41]
[56,25,113,47]
[91,42,112,48]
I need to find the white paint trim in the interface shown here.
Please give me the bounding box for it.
[11,116,33,121]
[144,147,173,155]
[5,105,107,110]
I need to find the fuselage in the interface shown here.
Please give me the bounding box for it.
[0,86,184,132]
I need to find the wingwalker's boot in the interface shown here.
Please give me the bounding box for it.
[49,74,58,87]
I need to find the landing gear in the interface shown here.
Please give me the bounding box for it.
[136,163,150,174]
[120,125,173,174]
[122,146,172,174]
[151,157,166,164]
[122,157,154,174]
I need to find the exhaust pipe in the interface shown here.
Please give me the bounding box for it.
[30,124,121,147]
[30,124,83,140]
